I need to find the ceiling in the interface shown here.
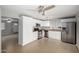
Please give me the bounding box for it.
[0,5,79,20]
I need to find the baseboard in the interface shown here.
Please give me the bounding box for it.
[22,39,37,46]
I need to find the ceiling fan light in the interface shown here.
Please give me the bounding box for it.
[38,5,55,16]
[7,20,11,23]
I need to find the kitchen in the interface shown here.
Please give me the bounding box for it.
[0,5,79,53]
[19,16,76,46]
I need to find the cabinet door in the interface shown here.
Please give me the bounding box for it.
[61,31,67,42]
[33,32,38,40]
[49,31,61,40]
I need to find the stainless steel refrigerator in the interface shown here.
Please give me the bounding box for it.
[61,22,76,44]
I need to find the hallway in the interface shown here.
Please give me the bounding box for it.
[1,34,79,53]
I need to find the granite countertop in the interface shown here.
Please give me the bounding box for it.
[33,26,62,32]
[40,26,62,31]
[43,28,62,31]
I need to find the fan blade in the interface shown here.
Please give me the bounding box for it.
[43,5,55,11]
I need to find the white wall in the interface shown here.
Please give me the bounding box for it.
[19,16,41,46]
[18,16,23,45]
[23,16,37,45]
[1,8,19,18]
[0,8,1,52]
[76,12,79,49]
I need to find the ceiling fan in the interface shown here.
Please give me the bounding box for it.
[38,5,55,15]
[25,5,55,16]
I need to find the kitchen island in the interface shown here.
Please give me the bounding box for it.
[33,26,62,40]
[43,28,62,40]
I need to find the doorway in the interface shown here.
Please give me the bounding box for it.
[1,16,19,52]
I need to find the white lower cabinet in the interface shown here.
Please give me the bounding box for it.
[48,31,61,40]
[33,32,38,40]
